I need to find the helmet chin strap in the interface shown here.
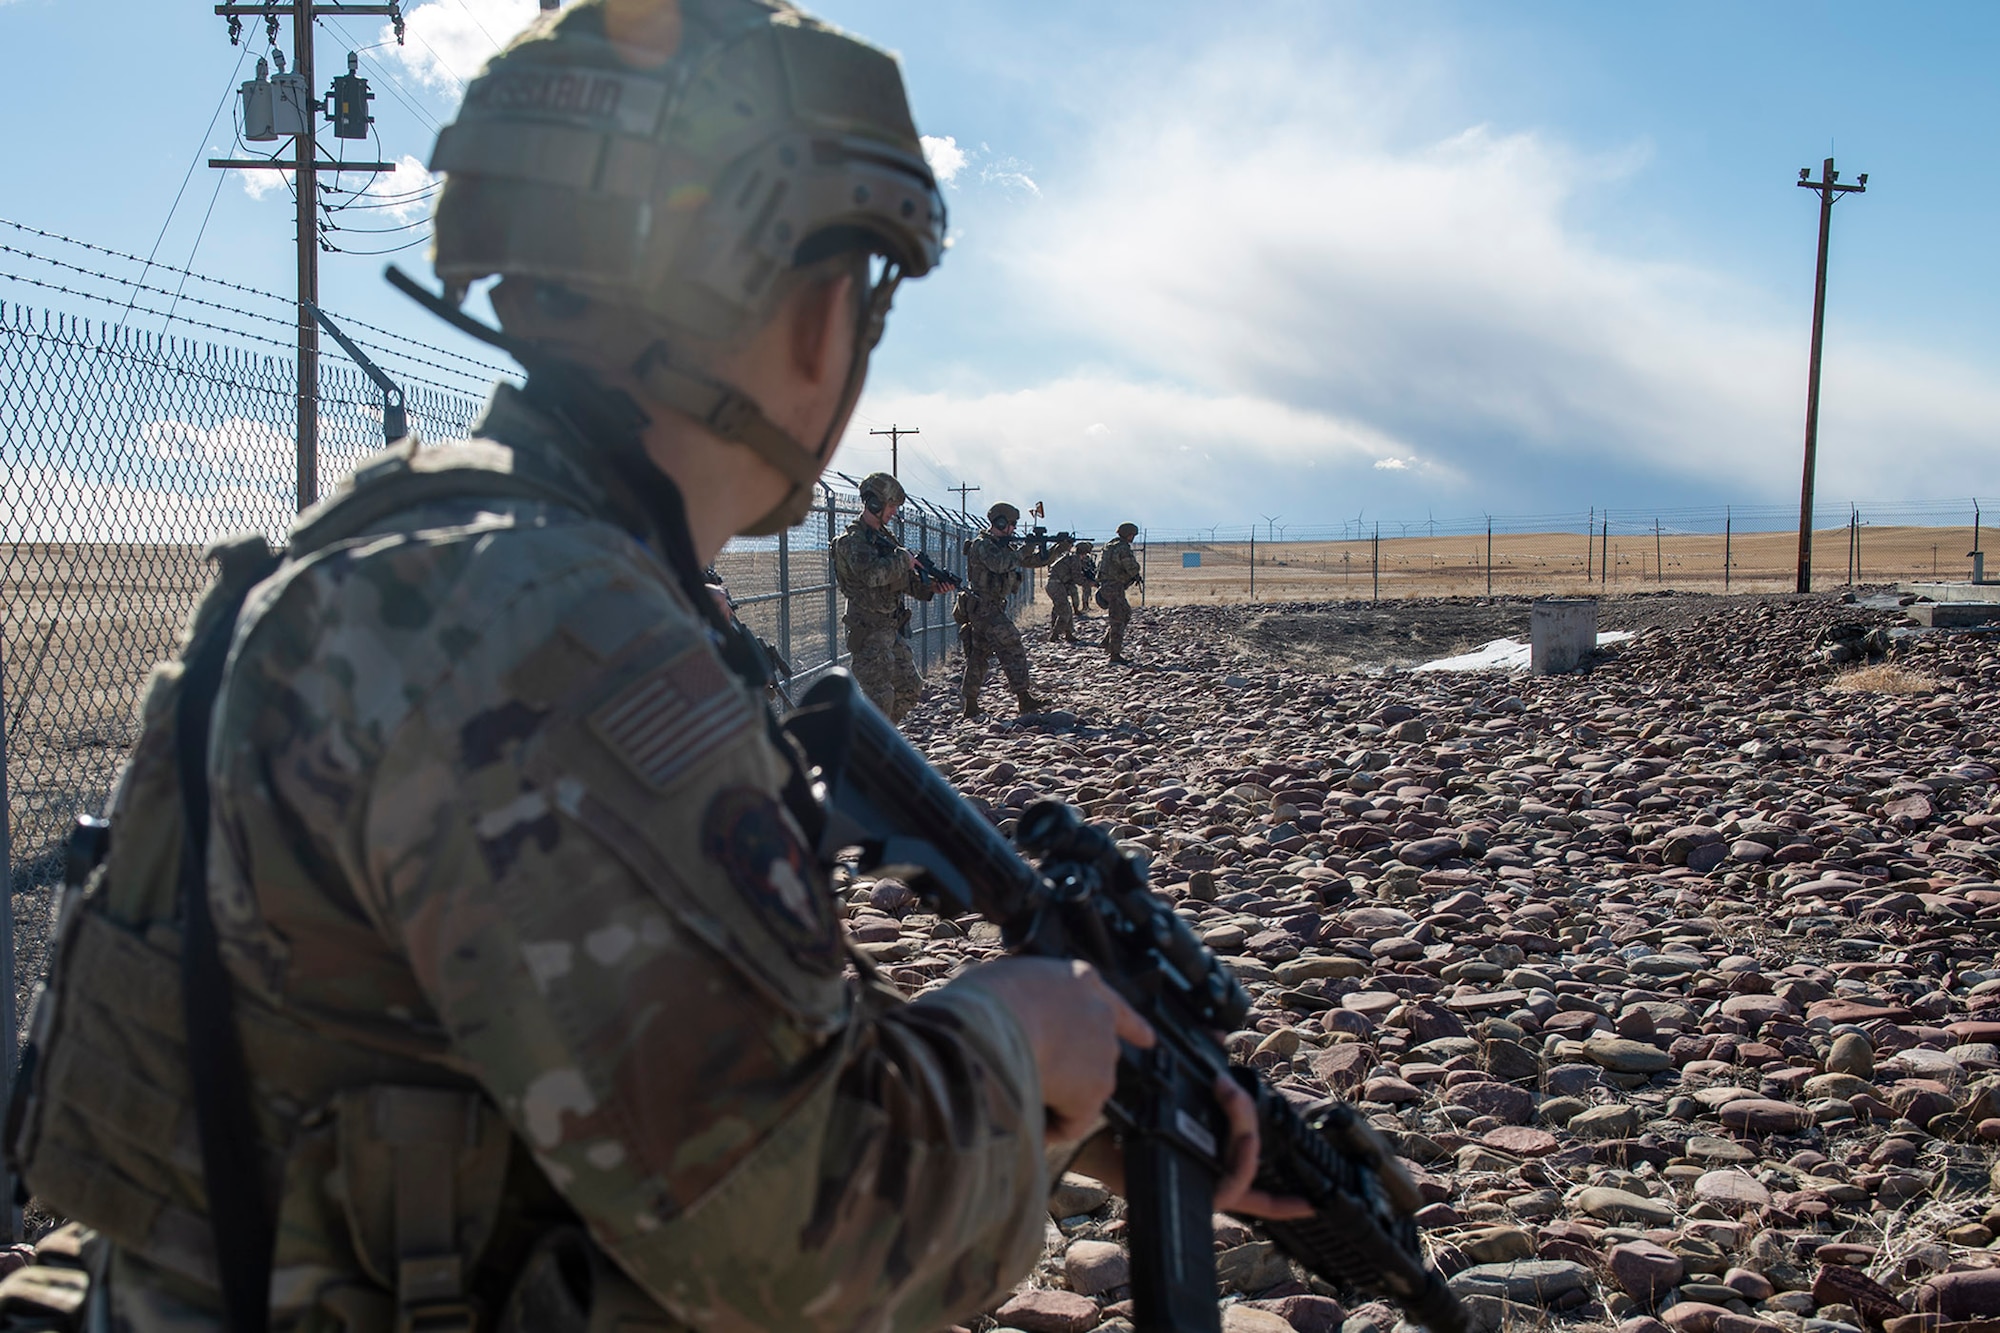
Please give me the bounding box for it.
[732,262,903,537]
[390,260,904,540]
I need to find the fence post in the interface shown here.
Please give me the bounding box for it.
[1725,509,1732,592]
[1654,518,1663,584]
[1486,518,1493,595]
[1601,515,1609,589]
[1139,529,1147,608]
[0,623,16,1243]
[1586,506,1594,582]
[1371,525,1379,602]
[776,524,792,669]
[916,512,929,673]
[825,485,839,668]
[1249,529,1255,601]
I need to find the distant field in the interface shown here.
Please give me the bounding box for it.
[5,522,1983,880]
[1133,523,1985,605]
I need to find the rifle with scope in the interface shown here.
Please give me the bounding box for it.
[781,672,1467,1333]
[1007,524,1073,558]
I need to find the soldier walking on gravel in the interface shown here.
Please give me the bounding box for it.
[1100,521,1143,664]
[1044,540,1084,643]
[833,471,942,723]
[961,501,1070,717]
[1072,538,1099,619]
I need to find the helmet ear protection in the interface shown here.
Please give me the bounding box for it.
[861,485,885,516]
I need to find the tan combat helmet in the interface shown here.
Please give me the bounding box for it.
[987,502,1020,528]
[427,0,946,534]
[1117,522,1139,540]
[859,471,904,515]
[1075,540,1093,553]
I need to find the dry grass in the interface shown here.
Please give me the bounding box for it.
[1828,664,1939,696]
[1132,524,1986,606]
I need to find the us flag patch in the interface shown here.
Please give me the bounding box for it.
[590,647,752,789]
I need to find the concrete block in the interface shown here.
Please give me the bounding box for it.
[1531,599,1598,675]
[1906,602,2000,628]
[1899,581,2000,604]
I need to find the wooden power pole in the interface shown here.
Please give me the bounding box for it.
[868,423,918,478]
[210,2,401,510]
[1793,156,1867,594]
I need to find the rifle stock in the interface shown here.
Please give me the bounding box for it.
[782,672,1465,1333]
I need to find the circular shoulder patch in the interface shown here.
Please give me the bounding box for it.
[701,787,840,975]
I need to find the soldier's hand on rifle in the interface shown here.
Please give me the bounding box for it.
[904,550,918,572]
[1213,1074,1315,1220]
[1065,1072,1315,1222]
[957,957,1154,1145]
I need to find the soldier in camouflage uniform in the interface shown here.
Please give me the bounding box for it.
[1100,522,1144,664]
[831,471,939,723]
[961,502,1070,718]
[1043,540,1082,643]
[14,4,1179,1329]
[1072,539,1098,618]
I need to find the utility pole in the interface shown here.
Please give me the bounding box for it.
[869,424,918,478]
[949,482,979,517]
[211,2,403,510]
[1793,156,1868,593]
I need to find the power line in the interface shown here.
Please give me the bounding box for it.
[0,218,509,377]
[162,169,233,333]
[120,43,252,331]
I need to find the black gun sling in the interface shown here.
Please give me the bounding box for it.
[171,466,599,1332]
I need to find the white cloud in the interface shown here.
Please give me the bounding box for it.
[853,371,1451,526]
[239,167,291,202]
[354,154,438,223]
[868,34,2000,520]
[921,135,967,186]
[386,0,542,92]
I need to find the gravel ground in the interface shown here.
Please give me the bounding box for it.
[8,591,1998,1333]
[882,592,2000,1333]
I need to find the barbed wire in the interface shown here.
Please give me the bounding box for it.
[0,238,501,394]
[0,217,509,379]
[0,268,492,401]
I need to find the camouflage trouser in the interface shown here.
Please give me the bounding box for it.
[847,620,924,723]
[1045,582,1075,641]
[961,614,1032,709]
[1102,585,1133,658]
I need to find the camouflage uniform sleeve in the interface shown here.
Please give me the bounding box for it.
[1016,541,1063,571]
[834,528,914,594]
[326,527,1047,1328]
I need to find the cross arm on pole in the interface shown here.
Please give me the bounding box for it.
[214,4,403,14]
[209,158,399,171]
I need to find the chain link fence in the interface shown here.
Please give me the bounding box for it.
[0,301,999,908]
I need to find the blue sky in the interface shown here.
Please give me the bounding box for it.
[2,0,1995,534]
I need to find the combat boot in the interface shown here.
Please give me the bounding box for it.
[1016,691,1047,714]
[963,699,983,720]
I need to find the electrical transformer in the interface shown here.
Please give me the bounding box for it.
[328,52,373,140]
[240,58,277,141]
[270,67,312,138]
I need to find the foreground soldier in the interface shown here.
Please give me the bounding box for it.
[9,3,1257,1328]
[961,502,1070,718]
[831,471,939,723]
[1044,539,1083,643]
[1100,521,1144,663]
